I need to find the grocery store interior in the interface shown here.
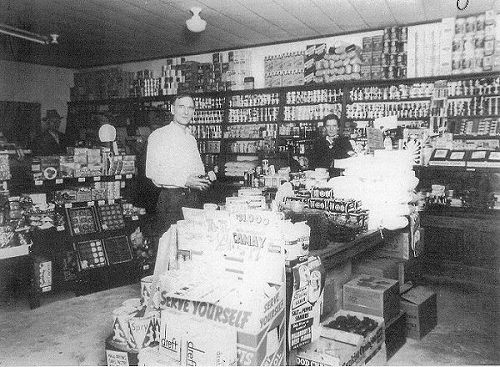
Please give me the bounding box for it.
[0,1,499,366]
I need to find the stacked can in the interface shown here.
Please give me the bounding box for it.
[382,27,408,79]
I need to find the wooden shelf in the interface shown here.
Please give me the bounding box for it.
[448,114,499,119]
[447,93,500,99]
[347,96,431,103]
[227,121,278,125]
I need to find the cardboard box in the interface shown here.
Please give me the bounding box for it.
[385,311,406,360]
[295,337,358,366]
[158,283,286,366]
[322,260,352,317]
[320,310,385,365]
[105,335,139,366]
[400,286,437,340]
[343,275,400,322]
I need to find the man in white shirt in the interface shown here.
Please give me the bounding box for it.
[146,94,210,234]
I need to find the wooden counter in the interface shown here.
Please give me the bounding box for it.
[310,229,396,271]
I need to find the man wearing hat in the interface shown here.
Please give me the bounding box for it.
[32,109,68,156]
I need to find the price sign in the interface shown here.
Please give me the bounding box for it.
[93,176,101,182]
[65,203,73,208]
[56,226,65,231]
[35,180,43,186]
[125,174,132,179]
[132,215,139,221]
[78,177,85,183]
[98,200,105,206]
[120,181,126,188]
[56,178,63,184]
[87,201,95,207]
[115,175,122,180]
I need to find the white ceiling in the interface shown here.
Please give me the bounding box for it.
[0,0,498,69]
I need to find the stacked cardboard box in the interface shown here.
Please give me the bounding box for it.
[381,27,408,79]
[400,286,437,340]
[264,52,305,88]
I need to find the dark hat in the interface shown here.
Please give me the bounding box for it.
[45,109,62,120]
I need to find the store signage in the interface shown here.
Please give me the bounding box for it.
[158,294,252,329]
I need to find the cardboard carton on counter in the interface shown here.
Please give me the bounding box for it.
[343,274,400,323]
[400,286,437,340]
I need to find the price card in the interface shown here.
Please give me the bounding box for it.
[115,175,122,180]
[125,174,132,179]
[56,226,65,231]
[65,203,73,208]
[35,180,43,186]
[93,176,101,182]
[87,201,95,207]
[466,168,476,172]
[56,178,64,184]
[132,215,139,221]
[120,181,126,188]
[98,200,106,206]
[78,177,86,182]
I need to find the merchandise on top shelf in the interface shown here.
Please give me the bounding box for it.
[286,88,343,104]
[265,52,305,88]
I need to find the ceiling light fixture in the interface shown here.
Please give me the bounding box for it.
[0,23,58,45]
[186,7,207,33]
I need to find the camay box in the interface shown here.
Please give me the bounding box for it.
[400,286,437,340]
[343,275,400,323]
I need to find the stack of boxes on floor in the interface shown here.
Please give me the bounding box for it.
[294,217,437,366]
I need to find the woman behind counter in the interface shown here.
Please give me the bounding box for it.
[310,113,355,177]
